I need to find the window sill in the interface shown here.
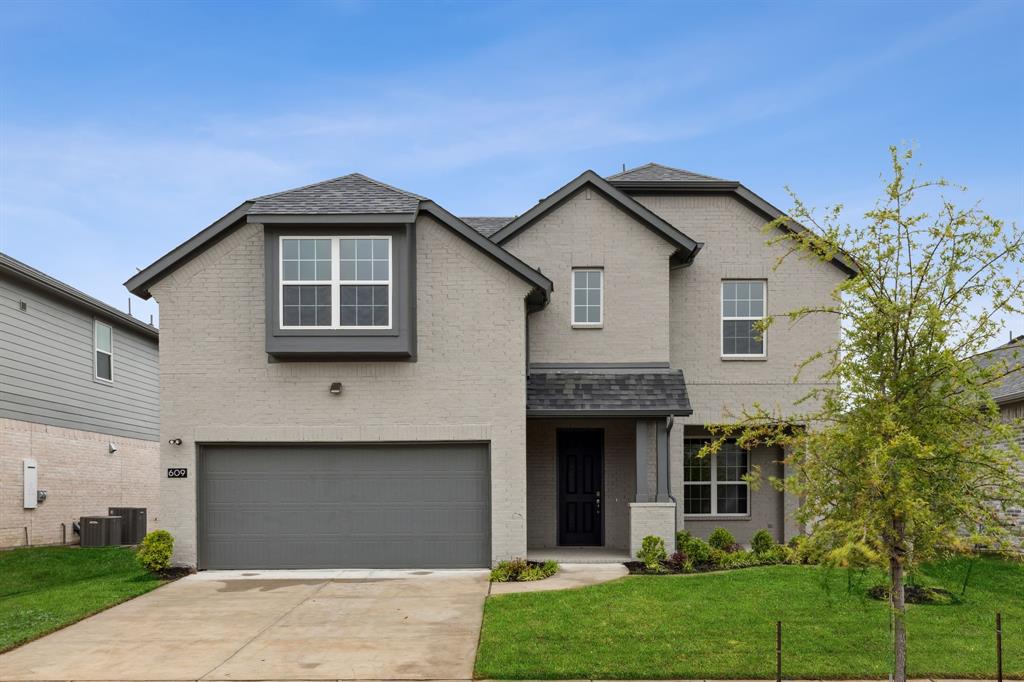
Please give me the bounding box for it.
[684,514,752,521]
[571,323,603,329]
[720,355,766,362]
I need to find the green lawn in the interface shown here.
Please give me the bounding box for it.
[0,546,165,653]
[476,556,1023,679]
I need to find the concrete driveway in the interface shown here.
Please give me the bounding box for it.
[0,568,490,681]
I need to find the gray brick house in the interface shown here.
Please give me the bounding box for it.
[126,164,852,569]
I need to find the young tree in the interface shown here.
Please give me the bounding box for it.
[707,146,1024,681]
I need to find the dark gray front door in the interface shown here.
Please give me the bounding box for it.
[557,429,603,546]
[198,443,490,569]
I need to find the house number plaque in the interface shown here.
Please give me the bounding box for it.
[167,468,188,478]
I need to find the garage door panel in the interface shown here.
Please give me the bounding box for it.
[198,443,490,569]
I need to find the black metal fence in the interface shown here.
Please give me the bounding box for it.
[771,613,1005,681]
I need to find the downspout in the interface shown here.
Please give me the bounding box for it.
[665,415,677,505]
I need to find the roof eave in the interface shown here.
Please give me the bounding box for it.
[614,179,858,278]
[526,408,694,417]
[248,212,417,224]
[417,200,553,305]
[491,170,700,258]
[125,201,253,299]
[2,254,158,339]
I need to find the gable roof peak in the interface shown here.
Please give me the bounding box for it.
[607,162,729,183]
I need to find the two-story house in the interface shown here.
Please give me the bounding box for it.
[1,253,160,548]
[125,164,852,570]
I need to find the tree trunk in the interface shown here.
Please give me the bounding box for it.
[889,550,907,682]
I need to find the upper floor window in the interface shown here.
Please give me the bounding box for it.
[722,280,765,357]
[683,440,749,516]
[280,236,391,330]
[571,269,602,327]
[94,321,113,382]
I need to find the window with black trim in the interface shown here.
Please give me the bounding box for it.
[683,439,749,516]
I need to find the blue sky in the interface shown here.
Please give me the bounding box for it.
[1,0,1022,337]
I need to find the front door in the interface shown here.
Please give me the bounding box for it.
[557,429,603,546]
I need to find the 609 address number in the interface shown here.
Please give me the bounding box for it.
[167,468,188,478]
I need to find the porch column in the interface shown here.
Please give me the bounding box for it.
[656,418,671,502]
[634,420,651,502]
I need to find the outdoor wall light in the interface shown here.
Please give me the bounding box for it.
[168,438,183,446]
[108,442,119,454]
[329,382,343,395]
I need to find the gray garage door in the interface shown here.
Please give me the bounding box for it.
[198,443,490,569]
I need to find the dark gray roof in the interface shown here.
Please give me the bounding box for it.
[527,370,692,416]
[460,216,513,238]
[607,162,727,183]
[249,173,423,215]
[975,336,1024,404]
[1,252,159,339]
[125,173,553,302]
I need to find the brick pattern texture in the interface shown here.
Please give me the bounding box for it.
[150,216,532,567]
[0,417,160,548]
[503,188,675,364]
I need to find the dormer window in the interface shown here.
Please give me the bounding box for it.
[279,236,392,330]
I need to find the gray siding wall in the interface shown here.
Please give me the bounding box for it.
[0,275,159,441]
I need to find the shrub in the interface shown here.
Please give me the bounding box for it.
[490,558,558,582]
[788,534,825,565]
[667,551,692,572]
[751,529,776,555]
[136,530,174,573]
[637,535,667,570]
[677,533,714,566]
[708,527,738,552]
[675,529,693,552]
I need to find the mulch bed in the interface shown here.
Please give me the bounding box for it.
[867,584,957,604]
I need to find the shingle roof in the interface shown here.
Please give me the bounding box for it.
[607,162,726,183]
[249,173,424,215]
[527,371,692,415]
[974,336,1024,404]
[460,216,513,238]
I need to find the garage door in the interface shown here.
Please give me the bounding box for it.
[198,443,490,569]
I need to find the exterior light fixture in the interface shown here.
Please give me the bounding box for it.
[329,382,343,395]
[168,438,183,446]
[108,442,119,454]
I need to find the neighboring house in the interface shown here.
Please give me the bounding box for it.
[126,164,852,570]
[974,335,1024,538]
[0,253,160,548]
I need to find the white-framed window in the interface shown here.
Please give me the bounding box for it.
[280,236,392,330]
[683,439,749,516]
[94,320,113,382]
[571,268,602,327]
[722,280,766,357]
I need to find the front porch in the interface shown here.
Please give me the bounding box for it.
[525,416,677,559]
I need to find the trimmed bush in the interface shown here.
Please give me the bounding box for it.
[135,530,174,573]
[637,535,667,570]
[708,527,737,552]
[751,529,776,555]
[490,558,558,582]
[677,533,714,566]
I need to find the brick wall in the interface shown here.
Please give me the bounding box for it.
[503,188,676,364]
[0,417,160,548]
[149,216,532,567]
[525,418,637,551]
[632,193,846,425]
